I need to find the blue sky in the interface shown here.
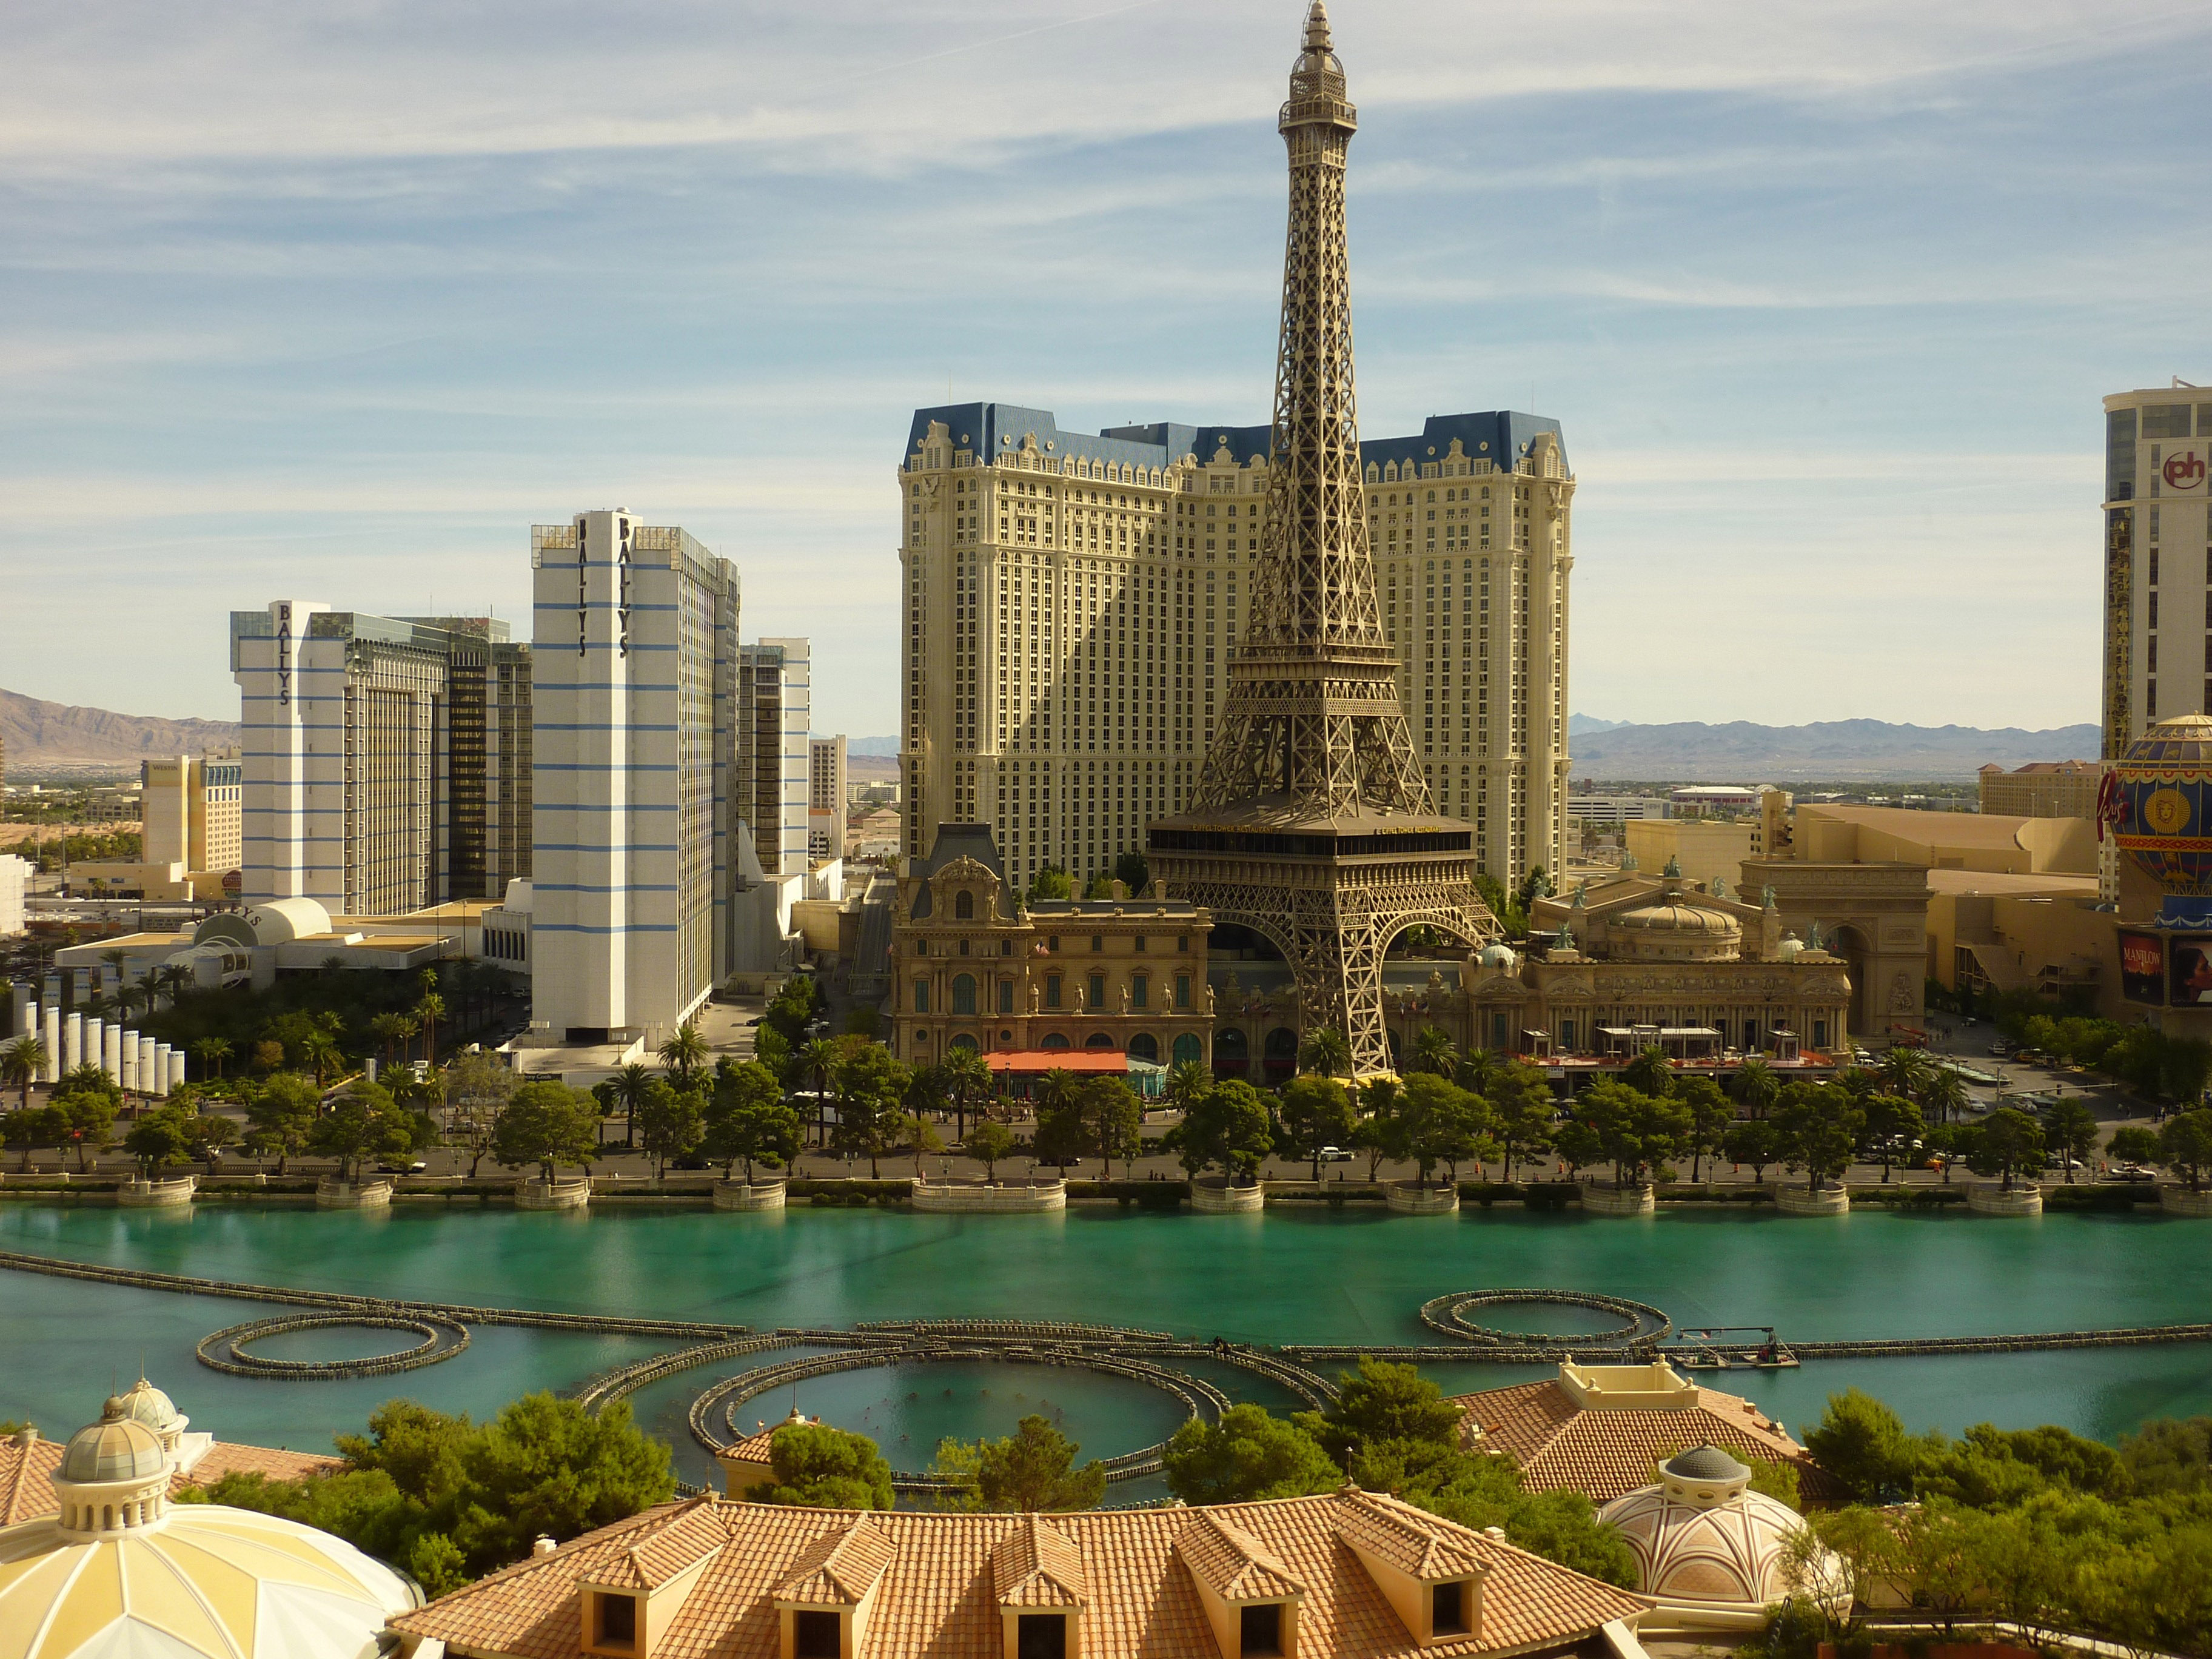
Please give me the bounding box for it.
[3,0,2206,738]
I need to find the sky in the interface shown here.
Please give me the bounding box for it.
[3,0,2207,739]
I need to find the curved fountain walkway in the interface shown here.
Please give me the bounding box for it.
[8,1251,2212,1480]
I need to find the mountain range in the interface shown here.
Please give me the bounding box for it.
[1566,717,2100,782]
[1,688,242,774]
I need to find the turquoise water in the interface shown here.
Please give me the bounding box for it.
[4,1201,2210,1484]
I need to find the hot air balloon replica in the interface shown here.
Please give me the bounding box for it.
[2100,713,2212,928]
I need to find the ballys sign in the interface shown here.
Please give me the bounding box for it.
[2163,447,2207,493]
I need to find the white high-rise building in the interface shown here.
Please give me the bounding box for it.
[2103,384,2212,757]
[529,512,740,1045]
[230,606,532,913]
[809,735,848,862]
[737,640,812,879]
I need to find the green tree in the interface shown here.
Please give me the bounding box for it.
[931,1415,1106,1512]
[1876,1044,1933,1099]
[608,1061,653,1150]
[1620,1045,1674,1101]
[2105,1124,2162,1172]
[1025,865,1074,903]
[184,1110,238,1171]
[308,1080,418,1180]
[1489,1064,1555,1181]
[1082,1076,1144,1177]
[656,1019,709,1087]
[1112,849,1150,896]
[634,1078,705,1179]
[703,1059,799,1182]
[1165,1078,1272,1183]
[1278,1074,1357,1179]
[1919,1065,1969,1126]
[2,1036,48,1108]
[444,1049,515,1173]
[1164,1056,1210,1116]
[1575,1078,1690,1190]
[2039,1098,2099,1184]
[51,1066,119,1172]
[1356,1076,1401,1181]
[1774,1081,1863,1195]
[1674,1075,1732,1182]
[1858,1091,1925,1183]
[1410,1025,1458,1078]
[1802,1389,1930,1504]
[1723,1117,1780,1182]
[751,1423,894,1510]
[941,1042,994,1143]
[1032,1068,1089,1169]
[1296,1026,1352,1078]
[843,1004,881,1040]
[243,1073,320,1175]
[1730,1055,1781,1120]
[1294,1357,1464,1467]
[2,1105,66,1172]
[2157,1108,2212,1192]
[832,1044,910,1177]
[1968,1105,2045,1192]
[1162,1404,1341,1504]
[123,1105,193,1175]
[965,1118,1015,1179]
[492,1081,602,1182]
[1396,1073,1493,1184]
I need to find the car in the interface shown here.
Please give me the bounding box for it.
[1316,1147,1356,1164]
[2113,1165,2159,1183]
[1989,1042,2014,1057]
[375,1159,429,1175]
[2042,1155,2085,1173]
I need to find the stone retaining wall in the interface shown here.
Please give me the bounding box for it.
[911,1179,1067,1213]
[1189,1178,1264,1213]
[516,1176,591,1211]
[315,1179,394,1209]
[1386,1183,1460,1215]
[116,1176,196,1208]
[712,1181,788,1212]
[2160,1184,2212,1216]
[1966,1185,2044,1216]
[1772,1184,1851,1216]
[1580,1184,1655,1216]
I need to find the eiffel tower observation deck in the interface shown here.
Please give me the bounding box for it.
[1148,0,1499,1078]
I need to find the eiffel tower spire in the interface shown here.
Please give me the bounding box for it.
[1150,3,1498,1078]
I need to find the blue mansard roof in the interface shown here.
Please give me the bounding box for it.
[902,403,1566,475]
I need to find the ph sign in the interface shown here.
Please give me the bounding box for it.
[2163,447,2207,493]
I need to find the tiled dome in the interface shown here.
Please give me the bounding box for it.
[59,1416,165,1484]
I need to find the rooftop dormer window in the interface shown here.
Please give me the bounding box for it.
[1240,1604,1282,1655]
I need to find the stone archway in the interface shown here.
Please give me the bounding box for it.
[1264,1026,1298,1085]
[1740,857,1930,1045]
[1831,923,1874,1041]
[1214,1027,1249,1079]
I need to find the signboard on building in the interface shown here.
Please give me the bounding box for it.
[2162,447,2207,495]
[2119,929,2165,1004]
[2167,935,2212,1007]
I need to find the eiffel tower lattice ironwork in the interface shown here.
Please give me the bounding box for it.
[1148,0,1498,1079]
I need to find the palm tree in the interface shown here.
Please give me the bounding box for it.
[1919,1067,1969,1127]
[99,949,129,1007]
[413,990,446,1066]
[2,1036,48,1107]
[1165,1057,1210,1116]
[611,1062,653,1150]
[1456,1046,1499,1096]
[1297,1027,1352,1078]
[190,1037,231,1081]
[1877,1045,1932,1099]
[1731,1056,1780,1120]
[369,1013,415,1065]
[659,1021,709,1086]
[300,1030,343,1087]
[156,963,195,1010]
[1412,1025,1457,1078]
[797,1037,842,1138]
[941,1044,994,1144]
[1035,1067,1084,1166]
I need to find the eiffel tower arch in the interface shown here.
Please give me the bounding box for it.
[1150,0,1498,1078]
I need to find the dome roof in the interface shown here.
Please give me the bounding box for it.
[1597,1481,1820,1614]
[1663,1444,1751,1483]
[59,1416,164,1483]
[2125,712,2212,763]
[1777,934,1805,960]
[1614,902,1738,936]
[1478,942,1517,968]
[112,1376,182,1435]
[0,1503,417,1658]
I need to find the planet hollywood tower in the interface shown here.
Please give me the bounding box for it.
[1148,1,1498,1078]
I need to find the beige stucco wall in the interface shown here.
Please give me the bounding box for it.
[1623,821,1756,892]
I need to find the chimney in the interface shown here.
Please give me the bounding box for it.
[532,1535,558,1557]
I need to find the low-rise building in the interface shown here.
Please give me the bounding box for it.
[889,825,1214,1072]
[141,751,243,884]
[390,1486,1652,1659]
[1978,759,2103,820]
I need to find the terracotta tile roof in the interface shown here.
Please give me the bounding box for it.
[776,1515,897,1606]
[0,1436,64,1526]
[1450,1379,1840,1505]
[1174,1509,1307,1602]
[991,1517,1087,1608]
[1334,1487,1487,1581]
[0,1433,340,1525]
[388,1489,1650,1659]
[591,1505,728,1591]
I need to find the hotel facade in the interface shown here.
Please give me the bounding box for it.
[528,512,740,1045]
[898,404,1571,897]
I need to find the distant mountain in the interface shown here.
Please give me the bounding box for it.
[1,688,240,774]
[846,736,900,756]
[1567,714,1628,735]
[1569,719,2100,782]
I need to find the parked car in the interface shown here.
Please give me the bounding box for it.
[1316,1146,1356,1164]
[2113,1164,2159,1183]
[1989,1042,2014,1057]
[2042,1155,2085,1173]
[375,1159,429,1175]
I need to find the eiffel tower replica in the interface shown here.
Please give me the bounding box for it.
[1148,0,1498,1078]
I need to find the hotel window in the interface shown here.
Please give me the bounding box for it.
[914,980,930,1014]
[1134,934,1147,953]
[1046,974,1062,1008]
[1088,972,1106,1008]
[953,974,977,1016]
[1177,935,1190,951]
[1175,973,1192,1010]
[1091,935,1104,952]
[1132,975,1148,1010]
[999,979,1015,1014]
